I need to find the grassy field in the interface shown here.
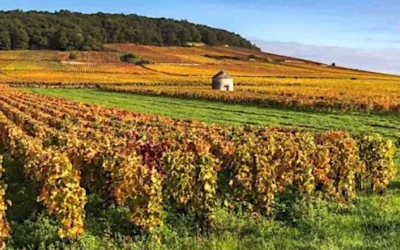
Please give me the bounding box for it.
[15,87,400,249]
[23,88,400,140]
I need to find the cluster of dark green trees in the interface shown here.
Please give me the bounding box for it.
[0,10,259,51]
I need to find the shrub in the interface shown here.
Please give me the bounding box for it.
[120,53,148,65]
[0,155,10,249]
[68,53,77,60]
[315,131,364,201]
[82,45,92,51]
[357,134,397,193]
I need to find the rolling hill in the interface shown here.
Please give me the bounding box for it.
[0,10,257,50]
[0,44,394,85]
[0,44,399,114]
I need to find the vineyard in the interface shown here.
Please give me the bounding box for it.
[101,81,400,113]
[0,46,400,115]
[0,86,398,248]
[0,46,400,248]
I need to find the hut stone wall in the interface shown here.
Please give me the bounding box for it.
[212,78,234,91]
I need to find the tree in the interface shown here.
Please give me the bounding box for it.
[9,21,30,49]
[29,30,48,49]
[51,29,69,50]
[160,23,180,45]
[190,27,202,42]
[0,10,259,51]
[203,31,218,45]
[178,27,191,45]
[71,32,85,49]
[0,29,11,50]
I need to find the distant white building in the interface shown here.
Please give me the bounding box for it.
[186,42,206,47]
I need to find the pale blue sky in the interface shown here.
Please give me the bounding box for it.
[2,0,400,73]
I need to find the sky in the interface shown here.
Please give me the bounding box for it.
[2,0,400,74]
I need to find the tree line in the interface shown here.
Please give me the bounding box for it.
[0,10,259,51]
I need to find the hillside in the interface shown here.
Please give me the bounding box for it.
[0,44,392,84]
[0,44,397,84]
[1,45,399,113]
[0,10,257,51]
[105,43,389,78]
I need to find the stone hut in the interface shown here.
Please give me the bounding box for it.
[212,71,234,91]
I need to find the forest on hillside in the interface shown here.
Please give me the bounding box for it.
[0,10,259,51]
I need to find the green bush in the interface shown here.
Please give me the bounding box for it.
[68,52,77,60]
[120,53,148,65]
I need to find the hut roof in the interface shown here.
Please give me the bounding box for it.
[212,70,232,79]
